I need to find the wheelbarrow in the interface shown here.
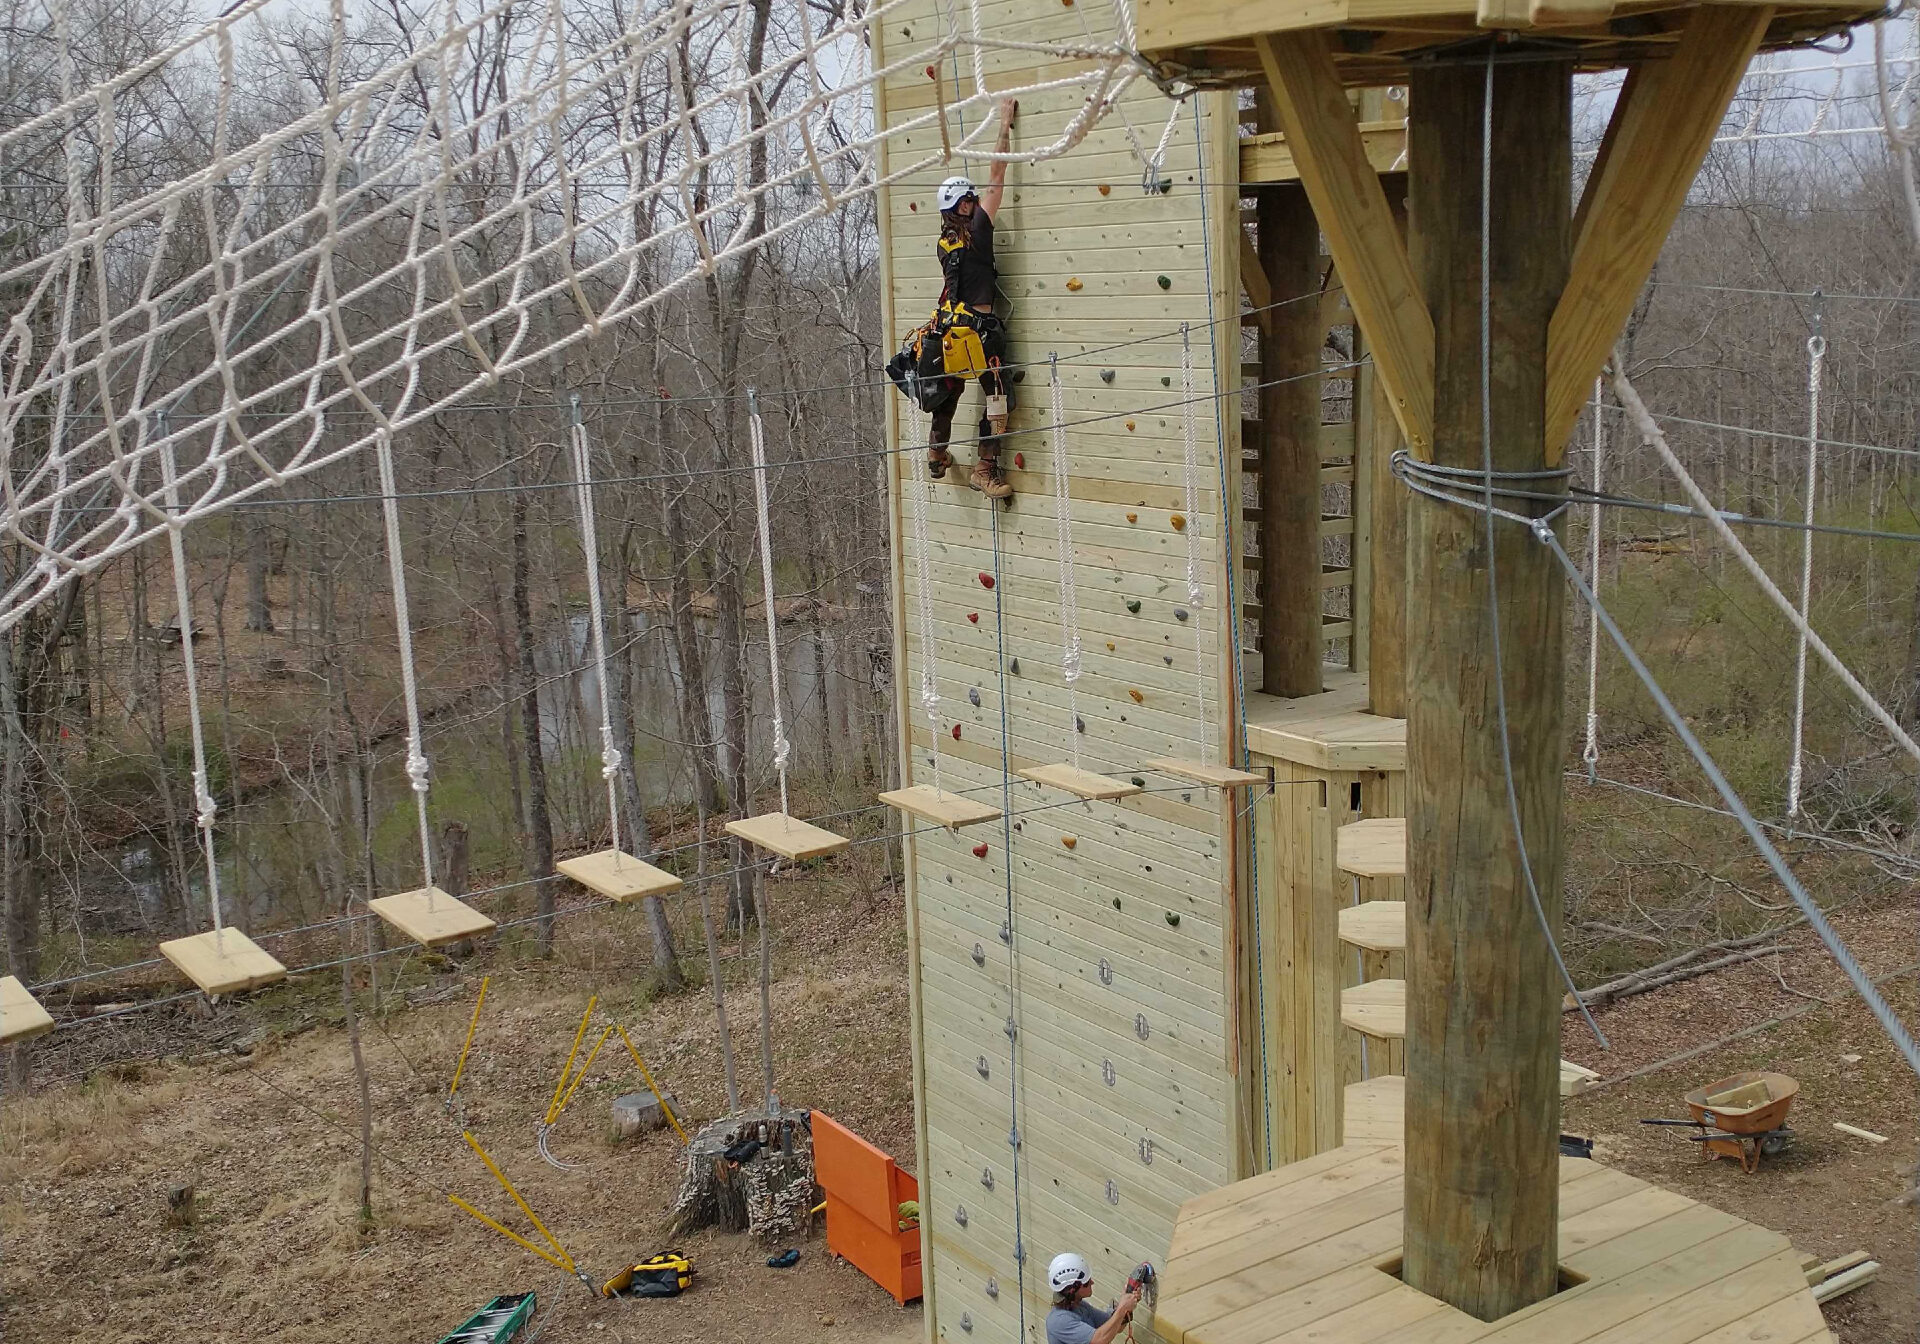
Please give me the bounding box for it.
[1641,1071,1799,1174]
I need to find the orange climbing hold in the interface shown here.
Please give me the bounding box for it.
[1126,513,1137,523]
[1097,184,1111,196]
[1170,514,1187,531]
[1128,689,1144,704]
[1065,278,1083,292]
[1061,836,1078,850]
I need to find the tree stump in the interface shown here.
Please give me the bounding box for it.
[669,1109,814,1241]
[166,1184,195,1228]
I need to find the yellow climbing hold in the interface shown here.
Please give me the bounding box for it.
[1106,642,1116,652]
[1065,277,1083,292]
[1128,689,1144,704]
[1170,514,1187,531]
[1126,512,1138,523]
[1125,420,1136,431]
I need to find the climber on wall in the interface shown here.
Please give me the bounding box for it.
[1046,1252,1139,1344]
[928,96,1019,500]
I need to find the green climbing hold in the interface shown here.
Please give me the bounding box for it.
[1156,275,1171,290]
[1164,912,1181,928]
[1125,599,1141,614]
[1160,376,1171,387]
[1099,369,1115,384]
[1130,777,1145,789]
[1009,657,1020,675]
[1112,897,1122,911]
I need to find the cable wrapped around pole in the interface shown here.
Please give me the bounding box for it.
[1788,307,1826,820]
[1179,325,1209,763]
[374,432,436,897]
[746,391,792,820]
[567,394,625,858]
[1583,377,1604,781]
[1047,355,1083,769]
[158,422,225,940]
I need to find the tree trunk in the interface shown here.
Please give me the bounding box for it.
[753,860,777,1112]
[245,515,274,632]
[512,461,557,954]
[340,960,375,1230]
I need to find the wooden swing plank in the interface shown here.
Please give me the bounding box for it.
[726,813,851,861]
[159,928,287,995]
[1146,758,1267,789]
[556,848,683,903]
[1337,901,1405,954]
[370,887,497,948]
[1336,817,1406,879]
[1017,762,1144,801]
[0,975,55,1043]
[880,785,1004,830]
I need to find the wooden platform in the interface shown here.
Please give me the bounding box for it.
[879,784,1003,829]
[725,813,851,861]
[1243,675,1405,772]
[1338,901,1405,954]
[1336,818,1405,879]
[159,928,287,995]
[1340,977,1405,1040]
[1146,758,1268,789]
[0,975,55,1043]
[1016,762,1144,801]
[1159,1141,1838,1344]
[1343,1075,1405,1146]
[369,887,497,948]
[555,848,682,902]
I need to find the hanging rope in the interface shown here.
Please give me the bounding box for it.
[1047,355,1084,769]
[1788,304,1827,821]
[1179,326,1210,764]
[746,391,793,820]
[566,394,626,859]
[1583,377,1604,783]
[374,432,436,899]
[907,408,945,796]
[157,424,225,942]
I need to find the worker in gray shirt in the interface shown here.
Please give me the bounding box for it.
[1045,1252,1139,1344]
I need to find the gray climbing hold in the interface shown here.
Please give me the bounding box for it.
[972,942,986,966]
[981,1167,995,1190]
[1164,655,1174,665]
[1174,608,1189,622]
[1099,369,1115,383]
[1075,717,1086,733]
[1008,1126,1021,1150]
[1135,1013,1150,1041]
[999,919,1012,944]
[955,1205,969,1227]
[1009,657,1020,675]
[1005,1016,1018,1040]
[1131,777,1145,788]
[1107,1179,1121,1204]
[1102,1058,1116,1087]
[1125,598,1141,614]
[1098,958,1114,986]
[1013,1242,1026,1266]
[1139,1136,1155,1164]
[977,1055,991,1079]
[969,687,982,707]
[986,1277,999,1299]
[961,1313,974,1333]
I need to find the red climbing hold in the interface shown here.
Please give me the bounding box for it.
[972,843,990,859]
[979,573,995,589]
[952,724,962,740]
[1014,452,1024,469]
[968,612,980,624]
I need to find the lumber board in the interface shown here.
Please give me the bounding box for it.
[1339,977,1406,1041]
[0,975,55,1042]
[1016,761,1145,800]
[158,927,288,994]
[724,812,850,860]
[554,848,681,902]
[1146,758,1267,789]
[880,784,1004,830]
[369,888,497,948]
[1334,817,1405,878]
[1341,1075,1404,1146]
[1337,901,1405,954]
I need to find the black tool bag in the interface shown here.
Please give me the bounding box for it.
[603,1250,695,1298]
[885,323,960,415]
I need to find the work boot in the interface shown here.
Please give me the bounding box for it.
[927,444,952,481]
[970,444,1013,500]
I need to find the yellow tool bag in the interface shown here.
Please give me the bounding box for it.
[602,1250,695,1299]
[940,323,989,380]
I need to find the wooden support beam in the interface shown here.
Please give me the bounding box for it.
[1363,177,1409,714]
[1544,8,1772,457]
[1239,231,1270,328]
[1403,58,1571,1322]
[1255,32,1433,461]
[1258,183,1324,699]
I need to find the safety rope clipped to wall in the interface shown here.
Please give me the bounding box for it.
[1787,306,1827,821]
[1046,355,1085,770]
[566,395,627,860]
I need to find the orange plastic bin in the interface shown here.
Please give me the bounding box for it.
[812,1110,923,1304]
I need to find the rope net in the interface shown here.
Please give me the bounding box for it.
[0,0,1144,632]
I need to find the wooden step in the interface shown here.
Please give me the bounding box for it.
[1336,816,1405,879]
[1340,977,1405,1040]
[1338,901,1405,953]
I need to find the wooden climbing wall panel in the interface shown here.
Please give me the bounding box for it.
[873,13,1244,1341]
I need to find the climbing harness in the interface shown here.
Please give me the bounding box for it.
[1787,302,1826,822]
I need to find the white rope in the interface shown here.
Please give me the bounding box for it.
[1877,11,1920,246]
[1787,313,1827,820]
[746,391,792,822]
[1610,365,1920,773]
[1047,356,1084,770]
[158,423,225,942]
[907,409,944,797]
[0,0,1149,634]
[1179,326,1209,763]
[374,433,436,897]
[567,394,625,859]
[1582,376,1603,781]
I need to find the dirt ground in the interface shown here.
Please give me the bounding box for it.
[5,874,1914,1343]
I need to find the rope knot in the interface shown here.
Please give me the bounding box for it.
[192,770,216,830]
[405,747,431,795]
[1062,642,1082,683]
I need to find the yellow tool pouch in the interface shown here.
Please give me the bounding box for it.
[941,324,988,379]
[603,1250,695,1298]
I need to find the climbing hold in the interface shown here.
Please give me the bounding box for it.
[1102,1058,1116,1086]
[1105,641,1115,652]
[972,843,989,859]
[952,724,962,740]
[1065,277,1083,292]
[1170,513,1187,531]
[981,1168,995,1190]
[1097,183,1111,196]
[1121,599,1139,616]
[960,1315,973,1334]
[925,64,937,77]
[1099,369,1115,383]
[972,942,986,965]
[1107,1179,1120,1205]
[1128,688,1144,704]
[1061,836,1077,850]
[986,1276,999,1297]
[967,611,979,624]
[1011,821,1023,833]
[909,201,917,212]
[1013,369,1026,384]
[1130,777,1145,788]
[1098,958,1113,985]
[1165,911,1181,928]
[1004,1017,1017,1040]
[1009,657,1020,675]
[977,1055,991,1079]
[1075,717,1085,733]
[1174,608,1189,622]
[979,572,994,589]
[999,919,1012,943]
[1014,452,1024,468]
[968,687,981,707]
[1135,1013,1150,1041]
[1163,655,1173,665]
[1125,420,1136,431]
[1157,275,1172,290]
[1157,180,1173,195]
[1126,513,1137,524]
[1111,897,1121,911]
[955,1205,968,1227]
[1160,376,1171,387]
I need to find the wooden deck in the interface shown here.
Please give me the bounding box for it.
[1243,675,1405,772]
[1158,1141,1836,1344]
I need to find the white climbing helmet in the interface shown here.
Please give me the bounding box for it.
[1048,1251,1092,1294]
[937,175,976,212]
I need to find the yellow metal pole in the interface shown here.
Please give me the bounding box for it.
[461,1130,578,1275]
[554,1026,615,1120]
[448,975,490,1103]
[445,1194,571,1271]
[616,1023,690,1144]
[544,995,598,1127]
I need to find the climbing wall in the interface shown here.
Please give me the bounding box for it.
[873,17,1245,1343]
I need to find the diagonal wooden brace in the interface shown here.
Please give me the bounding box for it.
[1545,6,1774,459]
[1255,32,1434,461]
